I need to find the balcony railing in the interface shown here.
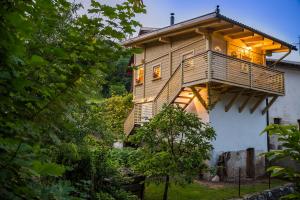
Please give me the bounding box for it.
[183,50,285,95]
[124,50,285,135]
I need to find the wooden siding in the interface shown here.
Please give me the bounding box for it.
[133,35,206,102]
[171,36,206,73]
[144,54,170,98]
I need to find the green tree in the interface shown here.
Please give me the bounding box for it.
[262,124,300,199]
[0,0,144,199]
[130,105,216,200]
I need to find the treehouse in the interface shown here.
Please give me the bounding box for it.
[123,8,297,138]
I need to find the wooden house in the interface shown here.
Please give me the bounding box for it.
[123,8,297,179]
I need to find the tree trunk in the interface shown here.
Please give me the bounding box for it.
[163,175,170,200]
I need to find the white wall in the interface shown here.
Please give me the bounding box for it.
[185,92,268,164]
[269,68,300,125]
[209,94,268,163]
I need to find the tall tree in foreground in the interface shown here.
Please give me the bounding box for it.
[262,124,300,199]
[0,0,144,199]
[130,105,216,200]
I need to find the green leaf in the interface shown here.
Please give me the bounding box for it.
[29,55,47,66]
[31,161,65,177]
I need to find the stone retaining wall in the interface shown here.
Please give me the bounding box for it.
[231,183,295,200]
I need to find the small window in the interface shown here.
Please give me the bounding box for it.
[152,65,161,80]
[135,66,144,85]
[182,51,194,70]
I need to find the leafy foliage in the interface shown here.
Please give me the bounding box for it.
[0,0,144,199]
[130,105,216,200]
[261,124,300,199]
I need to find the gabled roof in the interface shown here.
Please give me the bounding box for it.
[123,11,297,52]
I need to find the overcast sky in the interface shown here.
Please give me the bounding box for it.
[79,0,300,61]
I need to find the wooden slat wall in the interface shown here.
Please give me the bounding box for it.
[145,43,170,61]
[124,108,134,136]
[210,51,284,94]
[171,37,206,73]
[133,35,206,102]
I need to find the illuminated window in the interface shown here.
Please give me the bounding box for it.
[152,65,161,79]
[135,66,144,85]
[182,51,194,70]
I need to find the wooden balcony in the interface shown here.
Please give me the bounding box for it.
[124,50,285,135]
[183,50,284,95]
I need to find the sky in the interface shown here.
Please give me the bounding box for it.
[79,0,300,62]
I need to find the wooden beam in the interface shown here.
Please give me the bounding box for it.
[221,27,244,36]
[242,36,264,43]
[250,95,266,114]
[182,96,195,110]
[177,96,192,99]
[262,96,278,115]
[198,19,221,27]
[261,44,282,50]
[238,93,255,113]
[191,87,207,110]
[158,37,170,44]
[212,24,234,32]
[271,48,290,53]
[225,90,243,112]
[194,27,207,35]
[229,31,254,39]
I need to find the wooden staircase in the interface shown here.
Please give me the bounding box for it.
[124,55,205,136]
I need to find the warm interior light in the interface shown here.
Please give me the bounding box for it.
[188,92,193,97]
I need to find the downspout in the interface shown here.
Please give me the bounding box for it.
[268,48,292,68]
[265,48,291,188]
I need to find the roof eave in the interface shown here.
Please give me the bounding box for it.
[122,12,217,46]
[216,14,297,51]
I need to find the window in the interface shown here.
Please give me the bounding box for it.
[182,51,194,70]
[135,66,144,85]
[152,65,161,80]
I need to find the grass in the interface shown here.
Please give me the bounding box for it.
[144,179,288,200]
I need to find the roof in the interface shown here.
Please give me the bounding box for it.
[138,27,158,35]
[123,11,297,52]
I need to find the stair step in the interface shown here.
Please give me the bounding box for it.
[177,96,192,99]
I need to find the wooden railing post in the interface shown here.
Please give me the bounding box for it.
[207,50,212,81]
[250,63,252,89]
[181,62,184,85]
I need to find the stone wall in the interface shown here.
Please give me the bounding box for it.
[231,183,295,200]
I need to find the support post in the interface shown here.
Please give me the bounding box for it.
[207,50,212,81]
[191,87,207,110]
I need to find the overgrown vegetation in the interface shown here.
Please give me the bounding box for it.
[262,124,300,199]
[130,105,216,200]
[0,0,144,199]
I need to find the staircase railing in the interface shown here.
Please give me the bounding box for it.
[152,63,183,115]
